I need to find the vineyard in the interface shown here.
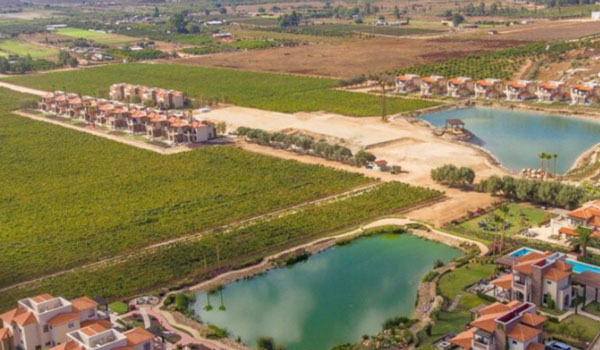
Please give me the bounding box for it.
[260,23,442,38]
[1,63,438,117]
[0,182,442,311]
[0,86,374,289]
[396,41,577,80]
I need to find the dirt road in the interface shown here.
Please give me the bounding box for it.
[0,81,47,96]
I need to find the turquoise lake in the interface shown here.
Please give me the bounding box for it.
[191,234,462,350]
[420,107,600,173]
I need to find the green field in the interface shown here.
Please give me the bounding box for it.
[56,27,136,45]
[2,63,439,117]
[545,315,600,346]
[0,39,59,58]
[0,181,441,311]
[0,87,378,289]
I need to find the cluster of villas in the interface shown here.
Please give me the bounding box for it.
[109,84,186,110]
[451,246,600,350]
[39,92,216,145]
[550,200,600,240]
[0,294,156,350]
[395,74,600,105]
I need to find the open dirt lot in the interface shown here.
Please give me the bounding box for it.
[464,19,600,41]
[171,36,526,77]
[202,106,505,187]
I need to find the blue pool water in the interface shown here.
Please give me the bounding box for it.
[566,259,600,274]
[510,247,536,258]
[420,107,600,173]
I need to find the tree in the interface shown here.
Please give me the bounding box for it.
[278,11,302,27]
[368,73,394,121]
[355,150,376,166]
[257,337,276,350]
[452,13,465,27]
[538,152,545,171]
[553,153,558,176]
[498,204,509,251]
[568,226,593,258]
[258,7,266,13]
[485,175,503,195]
[219,7,227,14]
[216,122,227,135]
[153,6,160,18]
[167,11,188,33]
[393,5,401,18]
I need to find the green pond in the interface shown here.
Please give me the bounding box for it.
[421,107,600,174]
[190,234,462,350]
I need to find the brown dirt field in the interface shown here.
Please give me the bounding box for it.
[463,19,600,41]
[170,36,527,78]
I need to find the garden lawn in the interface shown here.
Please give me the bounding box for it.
[0,182,442,311]
[458,203,552,238]
[545,315,600,346]
[420,262,497,346]
[108,301,129,315]
[0,87,373,289]
[1,63,439,117]
[55,27,136,45]
[0,39,58,58]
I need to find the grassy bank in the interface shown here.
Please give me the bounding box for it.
[0,182,441,311]
[0,87,374,288]
[1,63,439,117]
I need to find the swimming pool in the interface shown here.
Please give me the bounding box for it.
[509,247,538,258]
[566,259,600,274]
[420,107,600,173]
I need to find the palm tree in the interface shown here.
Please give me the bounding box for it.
[538,152,545,171]
[553,153,558,177]
[493,214,504,253]
[568,226,594,258]
[498,204,509,251]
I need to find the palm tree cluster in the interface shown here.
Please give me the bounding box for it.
[537,152,558,177]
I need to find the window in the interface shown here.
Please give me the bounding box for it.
[512,340,517,345]
[43,325,49,333]
[143,342,151,350]
[547,281,552,285]
[67,322,74,329]
[88,310,95,317]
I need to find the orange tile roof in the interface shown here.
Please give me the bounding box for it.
[396,75,416,81]
[476,80,494,87]
[507,81,527,89]
[506,323,542,342]
[32,294,54,303]
[48,312,79,327]
[516,251,552,263]
[526,342,545,350]
[80,319,111,330]
[13,312,37,326]
[506,300,521,308]
[491,274,513,290]
[569,206,600,220]
[71,297,98,313]
[0,308,26,325]
[572,84,595,92]
[450,327,475,349]
[514,260,536,275]
[559,227,577,236]
[472,312,505,333]
[544,267,571,281]
[79,323,107,336]
[124,327,155,346]
[520,313,547,328]
[554,260,573,272]
[479,302,511,316]
[449,78,469,85]
[423,77,443,83]
[49,340,84,350]
[538,82,561,90]
[0,328,12,340]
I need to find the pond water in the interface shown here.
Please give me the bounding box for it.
[190,234,462,350]
[420,107,600,173]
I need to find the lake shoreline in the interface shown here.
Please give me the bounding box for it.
[167,219,482,350]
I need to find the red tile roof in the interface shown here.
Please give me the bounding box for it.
[48,312,79,327]
[491,274,512,290]
[49,340,83,350]
[450,327,475,349]
[520,313,547,328]
[13,312,37,326]
[0,328,12,340]
[544,267,571,281]
[31,294,54,303]
[71,296,98,313]
[80,323,107,336]
[506,323,542,342]
[124,328,155,346]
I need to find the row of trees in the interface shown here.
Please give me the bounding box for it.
[0,55,57,74]
[236,127,377,166]
[475,175,587,209]
[430,164,475,188]
[537,152,558,175]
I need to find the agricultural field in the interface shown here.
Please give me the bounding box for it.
[2,63,439,116]
[55,27,136,45]
[260,23,443,37]
[0,39,59,58]
[0,87,377,289]
[0,181,441,311]
[396,41,576,80]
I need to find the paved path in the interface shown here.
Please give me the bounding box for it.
[0,81,47,96]
[140,308,151,328]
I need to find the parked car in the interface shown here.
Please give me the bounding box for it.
[546,340,571,350]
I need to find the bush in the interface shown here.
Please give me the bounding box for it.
[431,164,475,188]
